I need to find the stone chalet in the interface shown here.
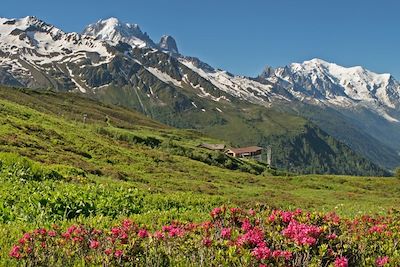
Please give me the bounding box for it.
[225,146,263,161]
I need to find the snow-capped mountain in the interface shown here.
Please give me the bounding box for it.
[179,57,400,120]
[258,58,400,122]
[0,16,399,171]
[83,17,156,49]
[83,18,179,54]
[0,16,114,91]
[0,16,111,59]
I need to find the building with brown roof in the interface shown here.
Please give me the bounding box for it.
[225,146,263,161]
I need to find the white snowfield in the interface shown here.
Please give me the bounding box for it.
[0,16,113,64]
[263,58,400,122]
[287,59,399,109]
[83,17,153,49]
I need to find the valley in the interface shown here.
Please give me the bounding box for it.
[0,13,400,266]
[0,87,399,266]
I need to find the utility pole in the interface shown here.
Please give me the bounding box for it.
[266,145,272,167]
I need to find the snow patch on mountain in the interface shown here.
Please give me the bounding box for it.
[179,58,286,105]
[66,65,86,93]
[145,66,182,88]
[0,16,113,69]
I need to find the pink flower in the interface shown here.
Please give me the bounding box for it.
[294,208,302,215]
[326,233,337,240]
[368,225,387,234]
[89,240,100,249]
[202,237,212,247]
[241,218,253,232]
[168,227,184,237]
[104,248,112,255]
[21,233,31,241]
[221,228,232,239]
[282,221,322,246]
[162,225,172,232]
[375,256,389,267]
[210,207,223,218]
[268,214,276,222]
[34,228,47,236]
[324,212,341,225]
[120,232,128,240]
[281,211,294,223]
[114,250,123,258]
[248,209,256,216]
[111,227,121,237]
[161,224,185,238]
[48,230,57,237]
[122,219,133,229]
[153,231,165,240]
[9,245,21,259]
[62,232,71,239]
[236,228,264,247]
[26,247,32,254]
[138,229,149,238]
[334,256,348,267]
[272,250,292,260]
[66,225,77,234]
[251,245,271,260]
[230,207,241,214]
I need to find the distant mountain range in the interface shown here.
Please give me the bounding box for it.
[0,16,399,175]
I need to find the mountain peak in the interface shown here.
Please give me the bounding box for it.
[0,16,51,31]
[83,17,155,48]
[294,58,338,70]
[259,58,400,111]
[305,58,330,64]
[158,35,178,54]
[99,17,119,25]
[295,58,392,81]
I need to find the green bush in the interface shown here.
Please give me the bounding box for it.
[96,127,161,148]
[0,153,62,182]
[395,167,400,178]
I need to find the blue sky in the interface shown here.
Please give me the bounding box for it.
[1,0,399,78]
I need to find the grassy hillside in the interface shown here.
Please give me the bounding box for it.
[84,50,388,176]
[0,86,398,214]
[0,86,399,265]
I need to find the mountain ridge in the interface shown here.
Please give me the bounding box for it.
[0,16,399,173]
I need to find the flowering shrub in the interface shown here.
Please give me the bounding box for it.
[9,207,400,266]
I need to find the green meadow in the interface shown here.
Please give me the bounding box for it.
[0,87,399,265]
